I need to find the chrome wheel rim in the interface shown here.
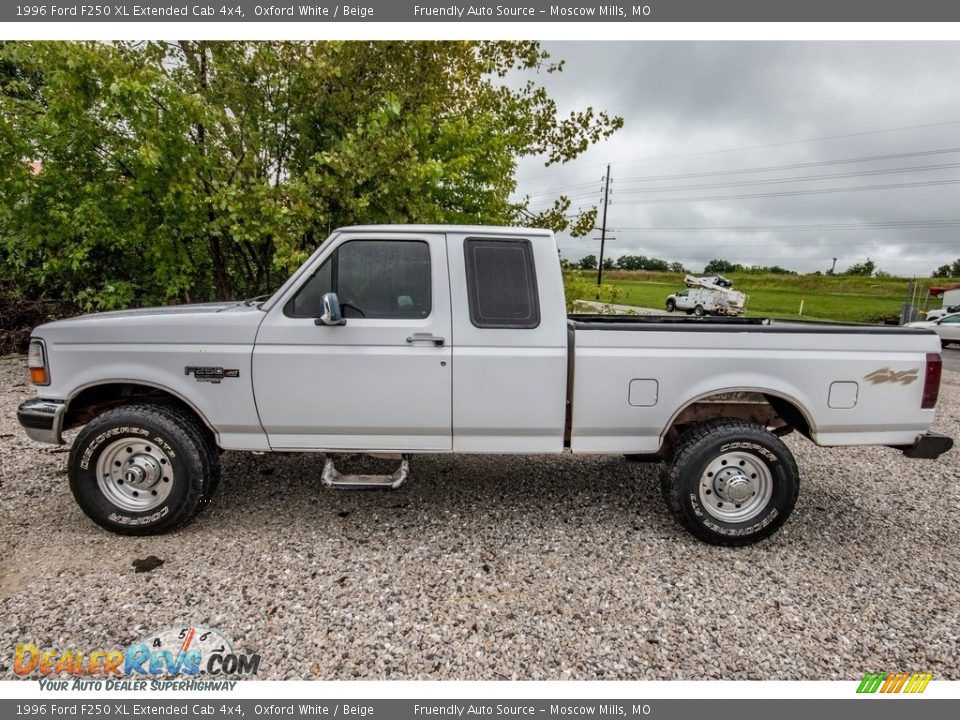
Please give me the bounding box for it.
[96,438,173,512]
[698,451,772,522]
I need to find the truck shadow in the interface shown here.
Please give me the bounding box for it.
[199,448,894,551]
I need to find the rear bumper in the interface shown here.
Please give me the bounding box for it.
[897,432,954,460]
[17,398,65,445]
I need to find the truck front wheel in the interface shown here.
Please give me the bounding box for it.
[665,299,676,312]
[660,419,799,546]
[68,403,215,535]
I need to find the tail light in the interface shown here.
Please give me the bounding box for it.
[921,352,942,409]
[27,339,49,386]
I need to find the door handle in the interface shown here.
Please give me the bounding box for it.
[406,334,445,347]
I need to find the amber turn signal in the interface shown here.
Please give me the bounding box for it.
[30,367,49,385]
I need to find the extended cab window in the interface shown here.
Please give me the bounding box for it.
[285,240,431,320]
[463,238,540,329]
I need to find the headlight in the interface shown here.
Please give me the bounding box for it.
[27,339,50,386]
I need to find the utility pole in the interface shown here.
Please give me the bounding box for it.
[596,164,611,287]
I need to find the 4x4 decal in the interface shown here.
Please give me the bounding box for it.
[864,367,919,386]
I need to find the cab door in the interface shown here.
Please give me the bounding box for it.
[252,232,452,451]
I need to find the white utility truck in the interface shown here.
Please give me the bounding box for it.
[18,225,952,545]
[665,275,747,317]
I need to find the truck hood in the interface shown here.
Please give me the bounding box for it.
[67,301,242,320]
[33,301,266,346]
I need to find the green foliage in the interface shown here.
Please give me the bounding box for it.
[703,258,742,274]
[842,259,877,277]
[932,259,960,278]
[562,271,621,312]
[737,265,797,275]
[703,258,798,275]
[615,254,669,271]
[578,254,597,270]
[0,41,622,309]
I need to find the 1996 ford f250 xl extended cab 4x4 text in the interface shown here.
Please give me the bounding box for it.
[17,225,954,545]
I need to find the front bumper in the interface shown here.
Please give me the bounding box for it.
[899,431,954,460]
[17,398,66,444]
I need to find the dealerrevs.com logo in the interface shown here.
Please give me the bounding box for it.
[857,672,933,694]
[14,626,260,691]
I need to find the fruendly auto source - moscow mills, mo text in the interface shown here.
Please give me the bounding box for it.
[14,4,654,19]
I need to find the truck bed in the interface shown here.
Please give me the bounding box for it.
[565,314,940,454]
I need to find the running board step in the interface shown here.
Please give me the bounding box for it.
[321,455,410,490]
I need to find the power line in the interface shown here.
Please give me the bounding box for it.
[612,220,960,232]
[514,118,960,184]
[596,177,960,206]
[610,118,960,165]
[601,238,959,249]
[613,161,960,195]
[521,145,960,199]
[525,173,960,209]
[614,147,960,185]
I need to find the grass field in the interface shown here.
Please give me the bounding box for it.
[567,271,956,324]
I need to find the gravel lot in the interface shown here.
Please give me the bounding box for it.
[1,355,958,681]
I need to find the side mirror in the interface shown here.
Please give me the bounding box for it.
[316,292,347,326]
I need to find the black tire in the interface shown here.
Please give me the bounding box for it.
[665,299,676,313]
[68,403,216,535]
[693,304,705,317]
[152,401,221,509]
[942,340,952,349]
[660,419,799,546]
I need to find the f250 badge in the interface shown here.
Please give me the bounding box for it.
[864,367,919,386]
[185,366,239,384]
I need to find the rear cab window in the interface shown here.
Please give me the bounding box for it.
[463,238,540,329]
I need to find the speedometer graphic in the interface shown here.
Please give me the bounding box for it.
[132,625,256,676]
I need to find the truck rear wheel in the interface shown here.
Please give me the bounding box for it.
[693,304,705,317]
[660,419,799,546]
[68,403,215,535]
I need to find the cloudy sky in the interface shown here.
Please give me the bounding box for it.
[511,42,960,275]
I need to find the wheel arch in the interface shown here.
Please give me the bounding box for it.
[660,386,816,450]
[63,380,218,445]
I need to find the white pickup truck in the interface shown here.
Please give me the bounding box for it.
[17,225,953,545]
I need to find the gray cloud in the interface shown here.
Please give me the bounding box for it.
[513,42,960,275]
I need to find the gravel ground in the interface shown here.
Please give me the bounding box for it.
[1,355,958,681]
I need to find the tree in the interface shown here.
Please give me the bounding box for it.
[703,259,742,274]
[843,259,876,277]
[668,262,686,274]
[579,255,598,270]
[615,254,670,271]
[0,41,622,308]
[932,259,960,278]
[601,257,615,270]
